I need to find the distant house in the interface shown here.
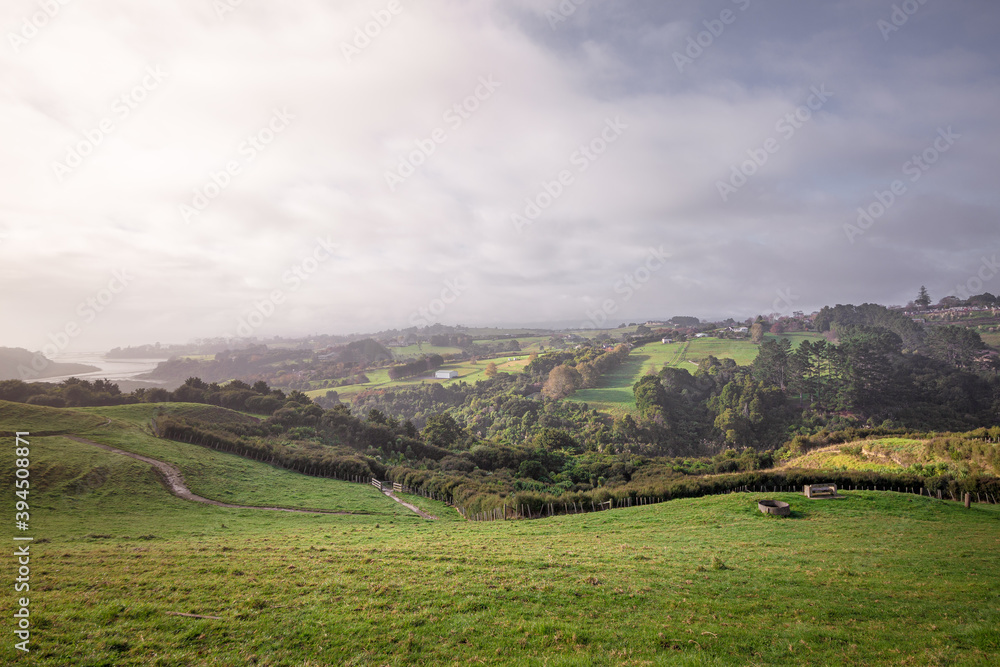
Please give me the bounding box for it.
[694,333,709,338]
[435,370,459,379]
[730,327,748,334]
[661,338,673,344]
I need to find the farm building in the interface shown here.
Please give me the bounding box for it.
[435,370,459,379]
[661,338,673,344]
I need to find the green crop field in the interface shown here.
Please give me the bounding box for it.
[1,412,998,665]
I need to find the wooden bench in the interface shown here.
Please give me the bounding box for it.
[804,483,841,499]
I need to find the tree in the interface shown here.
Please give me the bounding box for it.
[752,338,792,390]
[750,322,765,344]
[916,286,931,308]
[836,326,903,410]
[422,414,464,448]
[925,326,985,370]
[541,364,581,400]
[708,375,787,449]
[634,375,668,421]
[533,428,582,454]
[484,362,498,378]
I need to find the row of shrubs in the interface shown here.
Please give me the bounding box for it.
[451,468,1000,519]
[157,416,386,483]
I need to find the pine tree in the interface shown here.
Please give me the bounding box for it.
[916,285,931,308]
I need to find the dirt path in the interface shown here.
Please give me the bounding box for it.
[380,489,437,520]
[66,436,347,515]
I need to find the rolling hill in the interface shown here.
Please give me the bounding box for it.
[0,346,99,381]
[1,401,997,665]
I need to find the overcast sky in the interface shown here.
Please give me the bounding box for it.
[2,0,999,352]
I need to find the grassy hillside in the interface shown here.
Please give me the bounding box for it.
[0,401,444,518]
[2,424,998,665]
[0,400,110,434]
[780,436,1000,478]
[0,346,100,381]
[570,337,766,415]
[73,402,263,428]
[981,331,1000,348]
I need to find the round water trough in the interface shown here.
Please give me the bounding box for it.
[758,499,790,516]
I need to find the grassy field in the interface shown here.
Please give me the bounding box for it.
[2,423,998,665]
[980,331,1000,348]
[0,402,443,519]
[769,332,825,348]
[2,403,999,664]
[569,337,769,415]
[313,332,825,411]
[778,436,997,477]
[307,357,530,403]
[389,344,465,359]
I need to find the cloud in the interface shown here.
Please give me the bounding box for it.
[1,0,998,350]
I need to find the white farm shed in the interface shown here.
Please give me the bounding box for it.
[435,370,459,379]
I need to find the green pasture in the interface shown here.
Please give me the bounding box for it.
[307,358,530,404]
[2,425,998,666]
[569,337,768,414]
